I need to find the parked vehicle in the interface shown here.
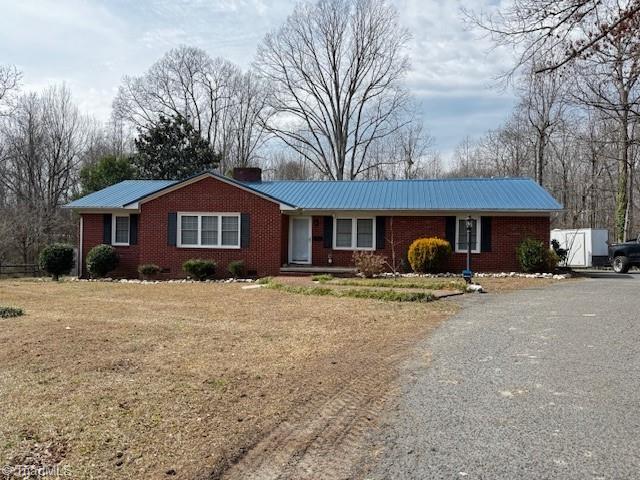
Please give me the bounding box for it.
[608,236,640,273]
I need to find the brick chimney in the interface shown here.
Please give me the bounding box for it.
[232,167,262,183]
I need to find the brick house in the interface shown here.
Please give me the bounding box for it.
[65,168,562,278]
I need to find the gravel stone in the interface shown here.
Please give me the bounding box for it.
[372,274,640,479]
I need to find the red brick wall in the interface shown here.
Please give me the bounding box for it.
[288,215,550,273]
[138,176,282,278]
[80,214,140,278]
[80,177,283,279]
[80,185,550,278]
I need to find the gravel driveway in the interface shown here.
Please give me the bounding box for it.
[372,274,640,479]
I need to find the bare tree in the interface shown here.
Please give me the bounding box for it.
[570,18,640,241]
[0,65,21,114]
[229,71,272,169]
[113,46,269,172]
[0,85,90,262]
[462,1,640,239]
[518,59,567,185]
[467,0,640,75]
[363,121,440,179]
[266,151,319,180]
[449,136,493,177]
[255,0,411,180]
[393,122,436,179]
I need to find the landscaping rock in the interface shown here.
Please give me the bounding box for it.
[379,271,569,280]
[466,284,484,293]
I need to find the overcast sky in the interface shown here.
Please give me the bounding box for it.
[0,0,516,162]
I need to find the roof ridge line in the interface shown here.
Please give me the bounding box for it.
[251,177,533,184]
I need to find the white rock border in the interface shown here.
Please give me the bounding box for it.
[377,272,570,280]
[66,277,257,285]
[58,271,570,284]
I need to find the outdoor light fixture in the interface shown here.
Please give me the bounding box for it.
[462,215,473,283]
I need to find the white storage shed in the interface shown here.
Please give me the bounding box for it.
[550,228,610,268]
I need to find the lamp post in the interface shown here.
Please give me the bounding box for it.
[463,216,473,283]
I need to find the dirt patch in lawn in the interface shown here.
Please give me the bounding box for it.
[0,279,455,480]
[475,276,572,293]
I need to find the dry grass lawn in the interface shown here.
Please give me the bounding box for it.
[0,279,455,480]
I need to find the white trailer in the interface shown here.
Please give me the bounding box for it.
[550,228,610,268]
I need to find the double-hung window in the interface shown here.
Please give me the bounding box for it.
[455,216,480,253]
[333,217,375,250]
[112,215,130,246]
[178,213,240,248]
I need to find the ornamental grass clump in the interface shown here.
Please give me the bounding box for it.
[227,260,246,279]
[0,306,23,318]
[138,263,161,280]
[407,237,452,273]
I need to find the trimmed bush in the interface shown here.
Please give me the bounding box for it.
[183,259,216,281]
[352,252,386,278]
[545,249,560,272]
[39,243,74,281]
[407,237,452,273]
[0,306,23,318]
[138,263,161,280]
[227,260,246,279]
[517,238,555,273]
[86,244,119,278]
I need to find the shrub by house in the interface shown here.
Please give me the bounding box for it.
[86,245,119,278]
[138,263,161,280]
[227,260,246,279]
[352,252,386,278]
[407,238,452,273]
[517,238,558,273]
[183,259,216,281]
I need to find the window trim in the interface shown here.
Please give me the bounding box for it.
[455,215,481,253]
[332,216,376,251]
[112,214,130,246]
[177,212,241,249]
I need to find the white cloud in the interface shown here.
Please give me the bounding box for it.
[0,0,517,156]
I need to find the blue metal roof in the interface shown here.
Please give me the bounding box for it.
[65,180,177,208]
[248,177,562,211]
[65,175,562,212]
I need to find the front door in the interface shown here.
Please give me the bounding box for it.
[290,217,311,264]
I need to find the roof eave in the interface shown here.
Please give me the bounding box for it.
[285,207,563,215]
[62,206,140,213]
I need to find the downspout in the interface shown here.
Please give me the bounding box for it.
[78,216,83,278]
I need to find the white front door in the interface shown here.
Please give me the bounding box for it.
[290,217,311,264]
